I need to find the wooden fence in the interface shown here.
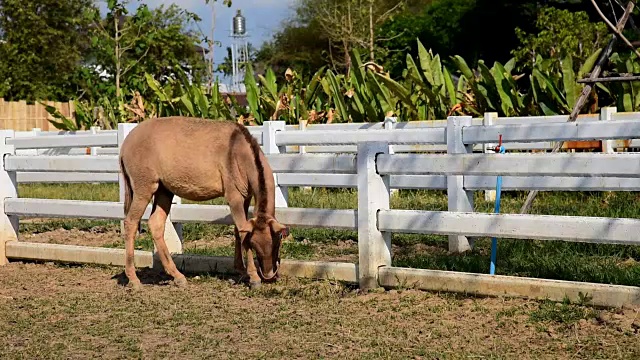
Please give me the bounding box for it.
[0,99,74,131]
[2,109,640,308]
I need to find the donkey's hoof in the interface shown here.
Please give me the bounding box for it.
[173,277,188,288]
[127,280,142,291]
[249,281,262,290]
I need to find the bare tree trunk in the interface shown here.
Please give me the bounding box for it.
[369,0,375,62]
[115,14,121,98]
[208,1,217,93]
[343,40,351,76]
[328,40,338,72]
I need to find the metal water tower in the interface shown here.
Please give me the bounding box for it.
[230,9,249,92]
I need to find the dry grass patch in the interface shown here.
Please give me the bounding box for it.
[1,262,639,359]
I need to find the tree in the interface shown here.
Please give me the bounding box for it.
[295,0,405,74]
[253,20,331,78]
[85,0,207,100]
[87,0,153,98]
[203,0,233,89]
[511,6,609,73]
[0,0,96,101]
[376,0,476,78]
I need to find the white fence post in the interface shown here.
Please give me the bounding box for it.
[170,196,183,247]
[117,123,183,257]
[263,121,288,207]
[601,107,617,154]
[298,120,311,192]
[357,141,391,290]
[384,116,398,196]
[483,112,498,202]
[90,126,100,156]
[32,128,41,156]
[0,130,18,265]
[447,116,475,253]
[298,120,307,155]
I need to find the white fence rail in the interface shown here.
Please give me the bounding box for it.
[10,109,640,158]
[3,108,640,307]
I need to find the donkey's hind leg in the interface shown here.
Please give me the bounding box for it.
[124,192,153,290]
[148,186,187,287]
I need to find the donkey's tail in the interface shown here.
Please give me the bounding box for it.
[119,156,133,215]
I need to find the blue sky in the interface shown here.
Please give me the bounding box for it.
[96,0,296,83]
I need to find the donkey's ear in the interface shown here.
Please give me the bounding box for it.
[238,219,256,234]
[268,218,289,238]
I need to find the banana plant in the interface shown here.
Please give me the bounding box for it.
[345,48,397,122]
[600,52,640,112]
[529,49,602,115]
[42,100,94,131]
[374,39,466,120]
[145,68,234,120]
[451,54,529,117]
[244,63,330,124]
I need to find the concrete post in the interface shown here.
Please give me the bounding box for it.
[357,141,391,290]
[169,195,183,248]
[117,123,183,259]
[298,120,311,192]
[600,107,617,154]
[90,126,100,156]
[0,130,18,265]
[263,121,288,207]
[447,116,475,253]
[89,126,101,185]
[483,112,498,202]
[32,128,41,156]
[383,116,398,196]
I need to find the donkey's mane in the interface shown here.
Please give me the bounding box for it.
[232,122,270,229]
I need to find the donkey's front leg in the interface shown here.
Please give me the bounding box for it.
[244,247,261,289]
[228,195,260,287]
[233,226,246,275]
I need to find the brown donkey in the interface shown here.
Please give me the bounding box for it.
[119,116,289,290]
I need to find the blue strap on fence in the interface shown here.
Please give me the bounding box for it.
[489,135,505,275]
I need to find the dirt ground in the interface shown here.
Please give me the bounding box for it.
[1,254,639,357]
[1,262,639,359]
[18,220,362,263]
[3,224,639,359]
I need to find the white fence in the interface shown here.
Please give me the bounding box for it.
[2,108,640,307]
[9,109,640,185]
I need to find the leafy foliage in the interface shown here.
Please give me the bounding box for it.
[145,67,234,120]
[512,7,609,74]
[0,0,96,101]
[376,0,476,78]
[5,0,639,131]
[85,0,207,99]
[606,52,640,112]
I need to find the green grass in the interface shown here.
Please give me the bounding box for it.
[16,183,640,286]
[529,298,598,325]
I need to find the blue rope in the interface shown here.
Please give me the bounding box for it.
[489,144,505,275]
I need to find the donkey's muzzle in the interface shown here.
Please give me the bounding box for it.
[259,259,280,283]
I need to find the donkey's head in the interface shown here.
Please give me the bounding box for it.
[239,215,289,282]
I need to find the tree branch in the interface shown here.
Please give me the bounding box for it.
[377,31,406,42]
[121,46,151,77]
[519,0,636,215]
[376,1,404,24]
[591,0,640,60]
